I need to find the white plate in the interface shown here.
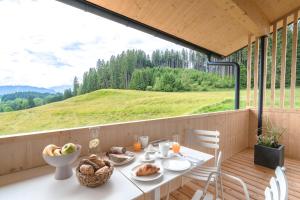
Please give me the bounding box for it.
[131,164,163,182]
[162,157,192,171]
[108,151,136,166]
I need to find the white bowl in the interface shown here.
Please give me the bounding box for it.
[43,144,81,180]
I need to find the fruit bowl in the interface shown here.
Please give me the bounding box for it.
[43,144,81,180]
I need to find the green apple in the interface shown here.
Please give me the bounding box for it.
[61,143,77,155]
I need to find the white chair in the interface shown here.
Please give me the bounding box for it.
[265,167,288,200]
[184,130,223,199]
[192,172,250,200]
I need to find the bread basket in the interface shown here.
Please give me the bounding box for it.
[76,159,114,187]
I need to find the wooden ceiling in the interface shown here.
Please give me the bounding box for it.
[86,0,300,56]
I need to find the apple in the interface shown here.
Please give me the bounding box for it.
[61,143,77,155]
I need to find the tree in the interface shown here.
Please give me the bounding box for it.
[73,76,79,96]
[28,96,35,108]
[63,89,73,99]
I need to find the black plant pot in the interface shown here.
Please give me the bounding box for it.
[254,144,284,169]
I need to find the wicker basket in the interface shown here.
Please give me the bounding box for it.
[76,160,114,187]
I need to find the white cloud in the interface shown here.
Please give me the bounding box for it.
[0,0,184,88]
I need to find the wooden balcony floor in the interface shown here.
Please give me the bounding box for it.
[166,148,300,200]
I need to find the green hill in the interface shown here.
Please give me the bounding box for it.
[0,89,237,135]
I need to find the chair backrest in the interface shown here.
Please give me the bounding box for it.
[275,167,288,200]
[265,187,273,200]
[270,177,279,200]
[265,167,288,200]
[187,130,220,165]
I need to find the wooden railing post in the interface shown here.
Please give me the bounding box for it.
[290,11,298,109]
[246,34,252,107]
[263,36,268,106]
[253,37,259,107]
[271,23,277,108]
[280,17,287,109]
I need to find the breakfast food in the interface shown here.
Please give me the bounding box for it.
[108,153,130,163]
[42,144,60,156]
[81,159,101,171]
[80,164,95,175]
[76,154,114,187]
[42,143,77,157]
[53,148,62,156]
[61,143,77,155]
[78,155,111,176]
[95,166,110,176]
[136,164,160,176]
[109,146,126,154]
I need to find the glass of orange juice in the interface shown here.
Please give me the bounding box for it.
[172,134,181,153]
[133,135,142,152]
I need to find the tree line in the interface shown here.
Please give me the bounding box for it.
[71,49,236,96]
[0,92,66,112]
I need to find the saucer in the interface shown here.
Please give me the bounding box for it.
[156,152,173,159]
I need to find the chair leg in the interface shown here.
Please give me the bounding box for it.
[220,175,224,200]
[181,176,183,188]
[215,176,219,199]
[166,182,170,200]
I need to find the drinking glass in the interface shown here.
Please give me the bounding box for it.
[89,127,101,155]
[133,135,142,152]
[139,136,149,149]
[172,134,181,153]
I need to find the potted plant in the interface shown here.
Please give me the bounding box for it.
[254,118,286,169]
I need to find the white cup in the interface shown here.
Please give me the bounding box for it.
[139,136,149,149]
[159,142,170,157]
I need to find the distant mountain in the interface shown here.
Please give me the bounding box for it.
[0,85,56,95]
[50,85,71,93]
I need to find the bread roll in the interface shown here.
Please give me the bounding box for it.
[81,159,101,170]
[95,166,109,176]
[80,164,94,175]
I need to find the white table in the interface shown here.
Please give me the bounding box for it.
[0,146,212,200]
[117,146,214,200]
[0,168,143,200]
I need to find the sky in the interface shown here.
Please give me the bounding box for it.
[0,0,183,88]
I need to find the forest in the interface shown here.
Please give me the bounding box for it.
[71,21,300,97]
[0,92,65,112]
[74,49,242,96]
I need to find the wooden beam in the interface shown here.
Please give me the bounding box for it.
[271,23,277,108]
[263,36,268,106]
[253,37,259,107]
[290,11,298,109]
[246,34,252,107]
[280,17,287,109]
[212,0,270,36]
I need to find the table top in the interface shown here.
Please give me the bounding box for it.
[117,146,213,194]
[0,145,213,200]
[0,169,143,200]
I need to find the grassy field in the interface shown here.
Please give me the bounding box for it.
[0,89,241,135]
[1,87,299,135]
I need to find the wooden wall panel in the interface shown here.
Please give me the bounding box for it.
[253,37,260,107]
[246,34,252,107]
[249,109,300,160]
[290,11,298,109]
[271,23,277,107]
[0,110,249,176]
[280,17,288,108]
